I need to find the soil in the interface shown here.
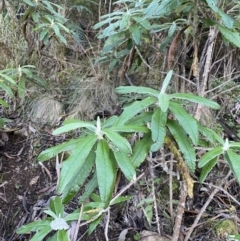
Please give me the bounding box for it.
[0,124,57,240]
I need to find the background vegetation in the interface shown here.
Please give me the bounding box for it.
[1,0,240,240]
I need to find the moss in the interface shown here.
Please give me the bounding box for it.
[214,219,238,238]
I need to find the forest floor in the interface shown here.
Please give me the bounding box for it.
[0,121,240,241]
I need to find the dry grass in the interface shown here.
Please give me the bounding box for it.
[67,74,118,120]
[28,96,63,124]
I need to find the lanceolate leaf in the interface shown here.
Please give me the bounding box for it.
[224,150,240,184]
[229,141,240,149]
[103,129,132,154]
[96,140,116,205]
[88,215,102,235]
[130,24,142,45]
[151,108,167,152]
[199,157,218,183]
[0,82,14,98]
[126,111,153,126]
[61,151,95,204]
[57,135,97,195]
[198,146,223,168]
[115,86,159,97]
[114,150,136,181]
[50,196,63,217]
[169,101,199,145]
[0,72,16,84]
[28,226,52,241]
[57,230,69,241]
[160,70,173,94]
[198,125,224,145]
[217,24,240,48]
[38,137,84,162]
[53,120,96,135]
[167,120,196,172]
[78,172,98,204]
[131,133,153,167]
[18,76,25,98]
[169,93,220,109]
[17,220,51,233]
[158,93,170,112]
[109,125,148,133]
[102,116,118,128]
[205,0,234,29]
[114,97,156,125]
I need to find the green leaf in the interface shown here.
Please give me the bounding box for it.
[150,108,167,152]
[103,129,132,154]
[64,210,90,222]
[130,24,142,45]
[205,0,218,11]
[199,157,218,183]
[224,150,240,183]
[205,0,233,28]
[155,0,180,16]
[218,9,234,29]
[131,133,153,167]
[126,111,153,126]
[109,125,148,133]
[169,101,199,145]
[113,150,136,181]
[29,226,52,241]
[167,120,196,172]
[57,230,69,241]
[52,24,61,37]
[44,210,58,219]
[88,215,102,235]
[198,125,224,145]
[110,196,131,205]
[50,196,63,217]
[17,220,51,233]
[18,76,25,98]
[139,19,151,30]
[57,135,97,195]
[53,120,96,134]
[102,33,126,53]
[31,11,40,23]
[57,33,67,45]
[158,93,170,112]
[61,151,95,204]
[169,93,220,109]
[160,22,176,51]
[198,146,223,168]
[34,23,48,31]
[114,97,156,125]
[160,70,173,93]
[96,140,116,205]
[78,172,98,204]
[38,136,85,162]
[102,115,119,128]
[229,141,240,149]
[23,0,37,7]
[144,0,159,16]
[115,86,159,96]
[0,99,8,107]
[120,14,130,30]
[94,15,122,29]
[102,22,119,37]
[0,82,14,98]
[217,24,240,48]
[40,28,49,41]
